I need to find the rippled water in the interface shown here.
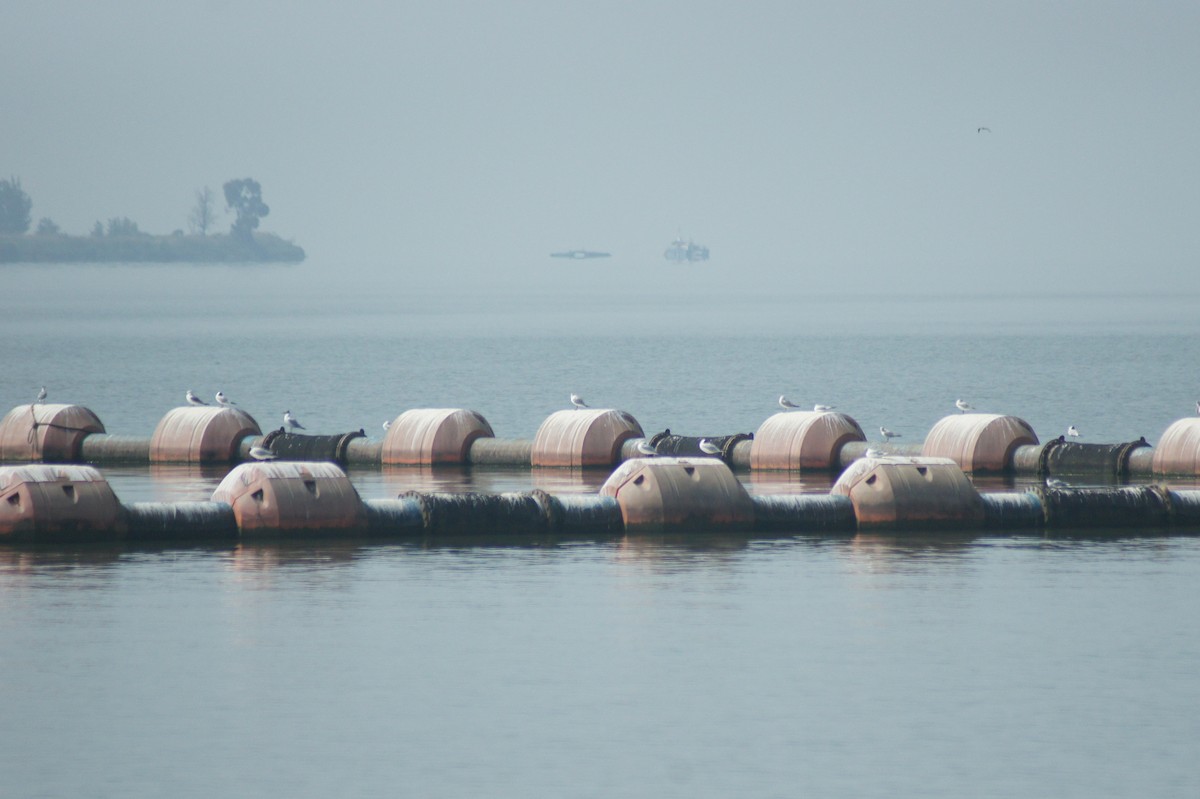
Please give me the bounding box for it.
[2,262,1200,797]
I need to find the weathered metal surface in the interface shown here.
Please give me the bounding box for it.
[0,464,125,541]
[1034,485,1173,529]
[78,434,152,462]
[258,428,365,464]
[531,409,644,468]
[750,493,857,533]
[211,461,365,533]
[599,457,754,533]
[382,408,495,465]
[979,492,1045,529]
[0,404,105,462]
[832,456,985,529]
[749,411,866,471]
[468,438,533,466]
[150,406,261,463]
[921,414,1039,473]
[1151,418,1200,476]
[124,501,238,541]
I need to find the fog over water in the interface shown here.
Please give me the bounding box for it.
[6,1,1200,295]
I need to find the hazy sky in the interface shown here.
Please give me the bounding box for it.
[6,1,1199,293]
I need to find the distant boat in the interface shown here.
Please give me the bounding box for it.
[550,249,611,259]
[664,237,709,262]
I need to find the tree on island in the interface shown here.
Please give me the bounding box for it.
[189,186,218,236]
[36,218,60,235]
[223,178,269,242]
[0,177,33,234]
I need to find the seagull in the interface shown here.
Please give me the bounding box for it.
[1067,425,1080,438]
[698,438,722,456]
[215,391,236,407]
[1196,400,1199,415]
[383,420,392,431]
[778,395,801,410]
[35,386,47,404]
[186,390,208,406]
[1045,477,1068,489]
[570,393,589,410]
[248,446,276,461]
[813,404,835,412]
[880,426,901,441]
[865,447,885,459]
[636,440,657,457]
[955,399,974,413]
[977,126,991,133]
[283,410,305,430]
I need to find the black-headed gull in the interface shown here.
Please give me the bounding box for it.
[880,426,901,441]
[383,420,391,431]
[36,386,47,404]
[186,390,208,406]
[636,440,657,457]
[813,404,835,412]
[698,438,722,456]
[215,391,236,407]
[283,410,306,430]
[1067,425,1080,438]
[955,399,974,413]
[570,393,589,410]
[778,395,801,410]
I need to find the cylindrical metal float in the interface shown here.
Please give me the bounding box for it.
[467,438,533,466]
[0,464,126,542]
[256,428,365,464]
[0,404,105,463]
[1035,484,1174,530]
[211,461,366,534]
[124,501,239,542]
[531,409,644,468]
[750,493,857,534]
[78,434,152,463]
[382,408,494,465]
[599,456,755,533]
[921,414,1038,473]
[1151,418,1200,477]
[750,411,866,471]
[832,455,986,529]
[150,406,262,463]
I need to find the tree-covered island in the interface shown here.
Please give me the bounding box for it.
[0,177,305,263]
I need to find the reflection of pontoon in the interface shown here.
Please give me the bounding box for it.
[664,238,709,262]
[550,249,611,259]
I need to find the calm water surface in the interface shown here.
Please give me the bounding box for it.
[2,262,1200,797]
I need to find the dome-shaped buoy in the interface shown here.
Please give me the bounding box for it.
[0,464,125,542]
[600,456,754,533]
[211,461,365,534]
[382,408,494,465]
[0,404,105,462]
[921,414,1038,473]
[749,411,865,471]
[1151,418,1200,476]
[150,406,261,463]
[532,409,643,468]
[832,455,985,529]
